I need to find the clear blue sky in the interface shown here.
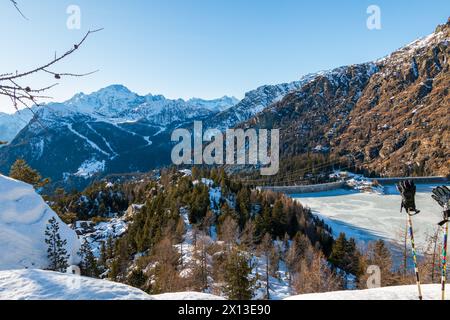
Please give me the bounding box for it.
[0,0,448,113]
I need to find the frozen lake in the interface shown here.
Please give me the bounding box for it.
[292,184,449,252]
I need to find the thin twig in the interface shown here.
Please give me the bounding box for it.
[10,0,28,20]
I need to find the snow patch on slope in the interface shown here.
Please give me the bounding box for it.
[75,159,106,179]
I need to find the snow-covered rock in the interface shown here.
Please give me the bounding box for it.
[285,284,450,300]
[205,74,319,131]
[0,175,80,270]
[0,269,153,300]
[75,217,129,258]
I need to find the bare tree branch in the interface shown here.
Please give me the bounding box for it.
[1,1,102,138]
[0,28,103,82]
[0,28,103,113]
[10,0,28,20]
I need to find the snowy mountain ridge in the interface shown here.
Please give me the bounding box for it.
[0,86,238,145]
[204,73,320,131]
[36,85,238,127]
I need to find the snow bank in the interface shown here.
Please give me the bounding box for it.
[0,269,153,300]
[0,269,227,300]
[152,292,225,300]
[285,284,450,300]
[0,175,80,270]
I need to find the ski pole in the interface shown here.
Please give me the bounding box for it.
[442,221,448,300]
[407,210,423,300]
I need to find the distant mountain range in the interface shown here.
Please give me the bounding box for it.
[0,18,448,188]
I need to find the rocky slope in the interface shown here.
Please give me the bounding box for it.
[204,74,318,131]
[243,18,450,176]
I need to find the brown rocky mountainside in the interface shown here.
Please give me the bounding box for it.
[245,18,449,177]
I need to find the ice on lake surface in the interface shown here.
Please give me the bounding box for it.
[292,184,450,251]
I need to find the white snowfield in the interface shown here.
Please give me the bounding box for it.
[285,284,450,300]
[0,269,227,300]
[0,175,80,270]
[0,269,153,300]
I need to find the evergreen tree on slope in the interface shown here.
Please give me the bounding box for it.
[45,217,70,272]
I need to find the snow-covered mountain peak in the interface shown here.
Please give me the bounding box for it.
[377,19,449,66]
[29,85,240,128]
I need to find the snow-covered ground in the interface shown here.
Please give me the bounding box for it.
[0,269,153,300]
[285,284,450,300]
[293,184,448,250]
[0,269,228,300]
[0,175,80,270]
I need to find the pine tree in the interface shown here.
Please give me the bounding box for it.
[78,241,100,278]
[329,233,361,277]
[109,237,130,281]
[9,159,49,188]
[127,269,148,289]
[329,233,347,267]
[236,188,251,229]
[271,200,285,237]
[99,240,108,272]
[45,217,70,272]
[258,233,273,299]
[106,235,114,258]
[223,249,254,300]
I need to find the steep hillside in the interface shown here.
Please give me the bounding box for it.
[244,19,449,176]
[205,74,318,131]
